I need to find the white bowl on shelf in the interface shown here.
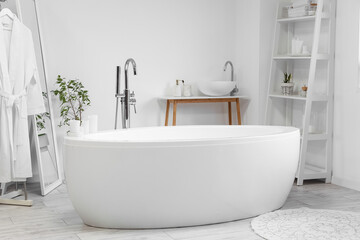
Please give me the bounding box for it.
[198,81,236,97]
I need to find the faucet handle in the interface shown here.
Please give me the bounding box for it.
[230,85,239,96]
[129,98,137,113]
[115,93,124,98]
[132,102,137,114]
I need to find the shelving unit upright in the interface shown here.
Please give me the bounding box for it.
[265,0,336,185]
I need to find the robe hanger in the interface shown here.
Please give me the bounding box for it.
[0,0,32,207]
[0,8,14,20]
[0,8,14,31]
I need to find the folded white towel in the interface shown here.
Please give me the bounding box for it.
[292,0,310,8]
[290,6,308,11]
[292,0,309,3]
[288,8,308,17]
[288,4,309,17]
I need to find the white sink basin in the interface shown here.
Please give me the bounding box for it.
[198,81,236,97]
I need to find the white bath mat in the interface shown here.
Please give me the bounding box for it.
[251,208,360,240]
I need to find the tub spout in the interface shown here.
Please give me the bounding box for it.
[224,61,238,96]
[115,59,138,129]
[125,58,137,89]
[123,59,137,129]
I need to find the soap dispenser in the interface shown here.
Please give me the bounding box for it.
[174,80,184,97]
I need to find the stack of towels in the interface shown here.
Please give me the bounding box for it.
[288,0,310,18]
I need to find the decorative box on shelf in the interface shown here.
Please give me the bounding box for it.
[282,0,318,18]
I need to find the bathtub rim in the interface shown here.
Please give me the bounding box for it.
[64,125,300,148]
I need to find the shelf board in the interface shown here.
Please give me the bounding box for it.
[308,133,328,141]
[278,15,316,22]
[301,133,328,141]
[269,94,328,102]
[269,94,306,100]
[296,164,327,180]
[273,54,329,60]
[277,13,329,23]
[273,56,311,60]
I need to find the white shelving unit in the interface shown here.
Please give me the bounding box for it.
[265,0,336,185]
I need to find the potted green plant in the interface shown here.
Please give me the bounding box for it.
[52,75,91,131]
[281,72,294,95]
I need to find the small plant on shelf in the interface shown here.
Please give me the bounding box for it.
[281,72,294,96]
[283,72,292,83]
[51,75,91,127]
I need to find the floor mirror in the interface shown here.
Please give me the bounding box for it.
[359,7,360,88]
[14,0,62,195]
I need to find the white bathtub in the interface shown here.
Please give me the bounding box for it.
[64,125,300,229]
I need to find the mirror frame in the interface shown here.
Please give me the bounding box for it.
[358,7,360,88]
[17,0,62,195]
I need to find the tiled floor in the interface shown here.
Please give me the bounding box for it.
[1,181,360,240]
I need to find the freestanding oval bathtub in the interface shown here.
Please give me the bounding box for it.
[64,125,300,229]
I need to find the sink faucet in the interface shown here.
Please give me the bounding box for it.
[115,58,137,129]
[224,61,238,96]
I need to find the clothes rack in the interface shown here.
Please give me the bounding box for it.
[0,182,32,206]
[0,4,33,207]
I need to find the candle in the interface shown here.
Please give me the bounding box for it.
[88,115,98,133]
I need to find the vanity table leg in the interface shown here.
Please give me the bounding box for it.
[236,98,241,125]
[173,101,177,126]
[165,100,170,126]
[228,102,232,125]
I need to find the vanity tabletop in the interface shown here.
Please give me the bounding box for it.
[159,95,249,100]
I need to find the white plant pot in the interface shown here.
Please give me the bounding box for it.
[281,82,294,96]
[69,120,81,133]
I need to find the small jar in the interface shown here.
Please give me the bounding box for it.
[300,85,308,97]
[183,85,192,97]
[308,3,317,16]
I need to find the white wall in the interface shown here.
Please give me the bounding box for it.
[21,0,271,170]
[21,0,282,178]
[236,0,260,124]
[36,0,241,132]
[259,0,278,123]
[332,0,360,191]
[31,0,360,191]
[235,0,277,124]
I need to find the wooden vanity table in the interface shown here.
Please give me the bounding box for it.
[161,96,248,126]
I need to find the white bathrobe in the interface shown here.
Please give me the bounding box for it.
[0,13,45,182]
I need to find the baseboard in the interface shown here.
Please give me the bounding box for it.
[332,176,360,191]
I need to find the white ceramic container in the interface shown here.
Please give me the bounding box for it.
[87,115,98,133]
[64,125,300,229]
[69,120,81,133]
[198,81,236,96]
